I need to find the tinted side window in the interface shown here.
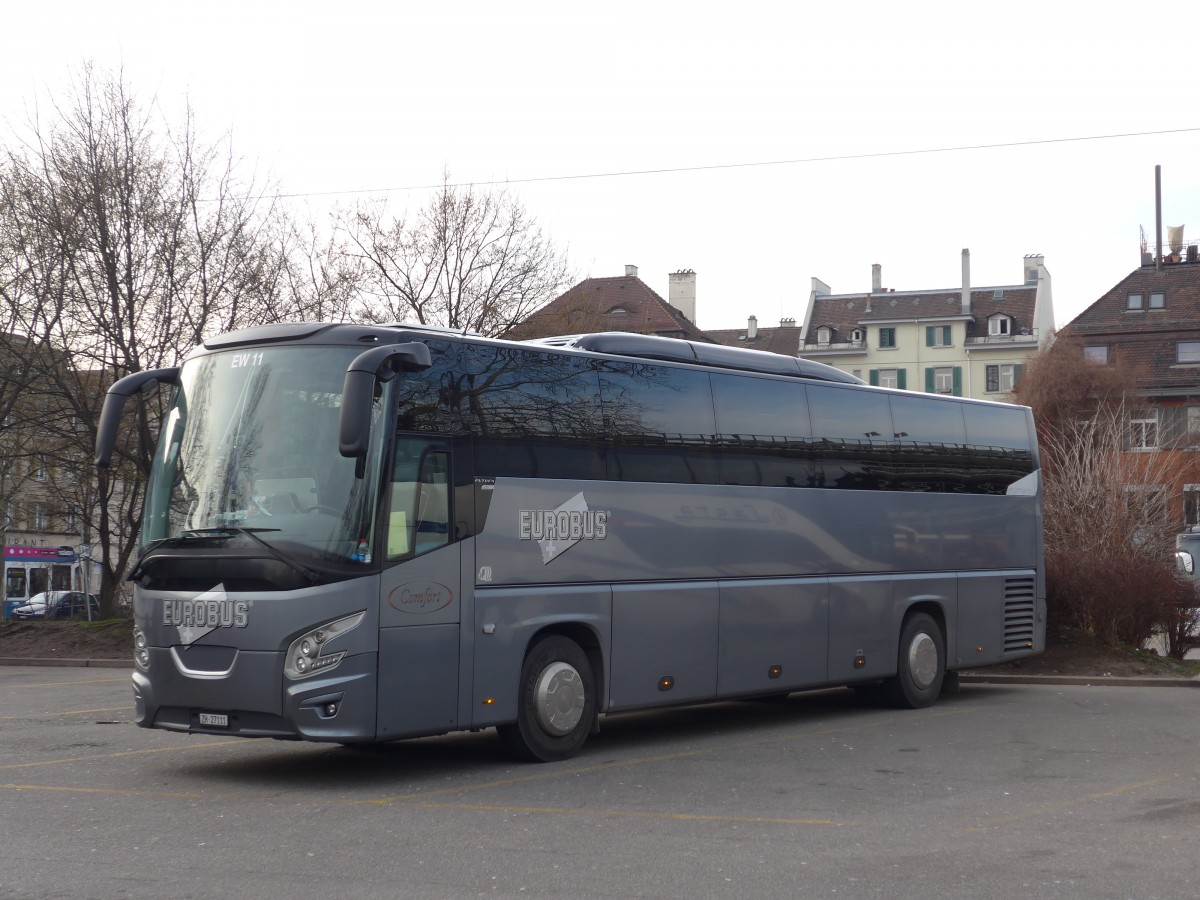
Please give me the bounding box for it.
[712,374,812,487]
[395,340,465,433]
[807,385,894,490]
[963,403,1035,494]
[600,362,717,483]
[889,394,970,492]
[461,345,604,479]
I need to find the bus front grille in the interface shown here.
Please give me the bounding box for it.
[1003,577,1037,652]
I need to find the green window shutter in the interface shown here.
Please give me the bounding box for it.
[1013,363,1024,389]
[942,325,951,346]
[924,367,935,392]
[952,366,963,396]
[897,369,907,390]
[869,369,879,386]
[926,326,935,347]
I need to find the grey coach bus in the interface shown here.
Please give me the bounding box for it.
[96,323,1045,761]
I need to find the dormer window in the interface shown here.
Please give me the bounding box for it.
[606,306,629,317]
[988,315,1013,337]
[850,328,863,343]
[816,326,834,345]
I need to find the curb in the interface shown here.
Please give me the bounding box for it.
[959,672,1200,688]
[0,657,131,669]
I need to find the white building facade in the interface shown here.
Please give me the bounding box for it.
[798,251,1054,401]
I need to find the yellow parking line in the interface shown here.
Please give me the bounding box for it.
[2,676,128,688]
[0,784,203,799]
[419,801,837,826]
[0,705,132,720]
[366,748,703,806]
[964,776,1176,830]
[0,739,245,770]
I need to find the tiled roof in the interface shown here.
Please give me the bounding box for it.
[505,275,711,342]
[1059,263,1200,395]
[706,325,802,356]
[803,285,1038,345]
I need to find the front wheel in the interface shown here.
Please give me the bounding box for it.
[498,635,596,762]
[881,612,945,709]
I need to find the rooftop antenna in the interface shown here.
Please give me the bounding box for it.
[1156,164,1162,273]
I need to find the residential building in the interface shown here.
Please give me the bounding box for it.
[706,316,803,356]
[797,251,1055,400]
[504,266,712,342]
[1058,257,1200,527]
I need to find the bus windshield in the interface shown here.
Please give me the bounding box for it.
[141,345,387,565]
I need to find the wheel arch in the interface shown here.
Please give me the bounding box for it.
[901,599,947,641]
[523,621,607,712]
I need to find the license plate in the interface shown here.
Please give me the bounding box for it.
[198,713,229,728]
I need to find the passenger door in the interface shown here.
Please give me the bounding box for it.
[375,436,464,740]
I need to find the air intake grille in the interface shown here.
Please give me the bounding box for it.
[1003,577,1037,652]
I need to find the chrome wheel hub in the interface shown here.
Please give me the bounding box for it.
[908,633,938,690]
[534,661,585,736]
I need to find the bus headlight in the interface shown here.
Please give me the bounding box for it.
[133,626,150,672]
[284,612,366,680]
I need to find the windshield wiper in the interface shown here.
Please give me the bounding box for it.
[187,526,322,584]
[132,527,321,585]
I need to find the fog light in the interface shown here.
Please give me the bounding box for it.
[325,702,338,716]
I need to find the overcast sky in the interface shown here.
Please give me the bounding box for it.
[3,0,1197,332]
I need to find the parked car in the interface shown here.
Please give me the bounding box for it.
[10,591,100,621]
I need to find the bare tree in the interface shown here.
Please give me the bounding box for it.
[1017,341,1197,650]
[334,176,572,336]
[0,65,299,613]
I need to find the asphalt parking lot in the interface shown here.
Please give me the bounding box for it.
[2,667,1198,900]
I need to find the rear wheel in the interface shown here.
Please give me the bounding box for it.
[881,612,945,709]
[499,635,596,762]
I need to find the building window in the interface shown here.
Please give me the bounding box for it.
[1188,407,1200,448]
[1150,292,1165,309]
[869,368,904,389]
[988,315,1012,336]
[33,458,47,482]
[65,505,78,532]
[1084,345,1109,364]
[924,366,961,395]
[879,327,896,349]
[852,369,863,381]
[33,505,47,532]
[1127,293,1143,310]
[816,326,833,344]
[1185,485,1200,528]
[1178,342,1200,364]
[1130,410,1159,450]
[850,328,863,343]
[925,325,951,347]
[986,363,1022,393]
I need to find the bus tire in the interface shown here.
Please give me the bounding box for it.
[882,612,944,709]
[499,635,596,763]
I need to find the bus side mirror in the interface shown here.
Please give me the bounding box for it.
[95,368,180,470]
[339,343,432,464]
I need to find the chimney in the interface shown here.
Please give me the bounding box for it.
[747,315,758,339]
[871,263,882,294]
[668,269,697,323]
[625,264,638,277]
[1023,254,1044,284]
[961,248,971,316]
